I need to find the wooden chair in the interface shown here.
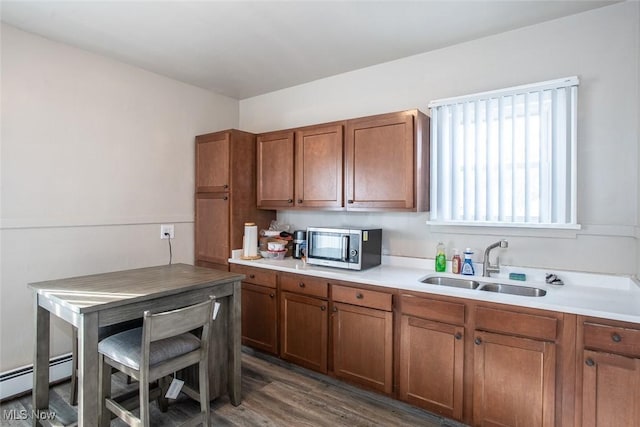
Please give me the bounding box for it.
[98,297,215,427]
[69,319,142,405]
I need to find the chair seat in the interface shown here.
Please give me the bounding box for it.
[98,327,201,370]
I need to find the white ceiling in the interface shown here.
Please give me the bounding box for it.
[1,1,618,99]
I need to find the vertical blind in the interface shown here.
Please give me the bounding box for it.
[428,77,579,228]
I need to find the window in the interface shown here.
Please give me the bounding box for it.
[428,77,579,228]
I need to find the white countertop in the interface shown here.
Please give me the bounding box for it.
[229,255,640,324]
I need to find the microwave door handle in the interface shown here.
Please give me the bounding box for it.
[342,236,350,261]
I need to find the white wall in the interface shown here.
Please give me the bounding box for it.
[0,24,239,371]
[240,2,640,277]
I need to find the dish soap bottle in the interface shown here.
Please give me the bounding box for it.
[461,248,475,276]
[435,242,446,272]
[452,249,461,274]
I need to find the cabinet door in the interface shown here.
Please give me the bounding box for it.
[194,193,229,266]
[196,132,230,193]
[345,111,415,210]
[257,131,295,209]
[280,291,328,373]
[582,350,640,427]
[295,124,344,208]
[332,302,392,394]
[399,315,464,420]
[241,283,278,354]
[473,331,556,427]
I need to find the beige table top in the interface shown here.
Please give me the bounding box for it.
[29,263,244,314]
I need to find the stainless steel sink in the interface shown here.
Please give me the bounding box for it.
[479,283,547,297]
[421,276,481,289]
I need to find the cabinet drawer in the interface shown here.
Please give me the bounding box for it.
[332,285,392,311]
[400,294,465,325]
[230,264,276,288]
[475,306,557,341]
[583,322,640,357]
[280,273,328,298]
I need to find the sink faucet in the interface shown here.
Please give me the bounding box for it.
[482,239,508,277]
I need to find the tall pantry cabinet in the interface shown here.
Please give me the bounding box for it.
[195,129,275,271]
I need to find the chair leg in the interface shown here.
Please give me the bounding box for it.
[140,375,150,427]
[157,377,169,412]
[99,355,112,427]
[70,326,78,406]
[199,359,210,427]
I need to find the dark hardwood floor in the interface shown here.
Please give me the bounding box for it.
[1,349,466,426]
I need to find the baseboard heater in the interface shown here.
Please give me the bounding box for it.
[0,354,72,401]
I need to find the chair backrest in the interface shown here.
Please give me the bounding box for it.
[142,296,215,343]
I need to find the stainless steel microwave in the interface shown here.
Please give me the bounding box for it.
[306,227,382,270]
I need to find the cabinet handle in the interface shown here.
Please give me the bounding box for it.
[611,333,622,343]
[223,184,229,189]
[347,200,354,204]
[287,199,293,204]
[223,196,228,200]
[297,199,303,204]
[320,306,326,311]
[249,274,255,279]
[585,358,595,367]
[298,282,305,288]
[474,337,482,345]
[269,293,275,298]
[455,332,462,340]
[355,292,364,299]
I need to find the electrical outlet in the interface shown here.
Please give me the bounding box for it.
[160,224,174,239]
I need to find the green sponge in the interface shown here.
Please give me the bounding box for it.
[509,273,527,281]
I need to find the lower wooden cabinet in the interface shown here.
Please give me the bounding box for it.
[279,273,330,373]
[280,291,329,373]
[473,331,556,427]
[398,294,465,419]
[578,317,640,427]
[399,315,464,419]
[581,350,640,427]
[231,264,278,355]
[331,284,393,394]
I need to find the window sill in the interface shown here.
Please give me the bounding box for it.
[426,220,581,238]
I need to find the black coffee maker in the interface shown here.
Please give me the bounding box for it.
[293,230,306,259]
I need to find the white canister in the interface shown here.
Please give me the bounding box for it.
[243,222,258,257]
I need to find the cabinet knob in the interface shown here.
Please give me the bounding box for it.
[269,293,275,298]
[611,333,622,343]
[223,184,229,189]
[347,200,354,204]
[287,199,293,204]
[474,337,482,345]
[585,358,595,367]
[355,292,364,299]
[455,332,463,340]
[223,196,228,200]
[249,274,255,279]
[298,282,305,288]
[320,306,326,311]
[332,306,338,312]
[297,199,303,204]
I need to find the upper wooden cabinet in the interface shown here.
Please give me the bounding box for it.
[256,131,295,209]
[256,109,429,211]
[257,124,344,210]
[295,124,344,208]
[195,129,275,270]
[345,110,429,211]
[196,131,231,193]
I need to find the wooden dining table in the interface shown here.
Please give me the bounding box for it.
[29,263,244,427]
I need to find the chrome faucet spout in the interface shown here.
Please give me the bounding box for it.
[482,239,508,277]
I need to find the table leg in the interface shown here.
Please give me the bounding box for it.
[77,313,99,427]
[228,280,242,405]
[32,299,50,427]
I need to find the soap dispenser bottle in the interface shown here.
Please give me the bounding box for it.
[461,248,475,276]
[435,242,446,272]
